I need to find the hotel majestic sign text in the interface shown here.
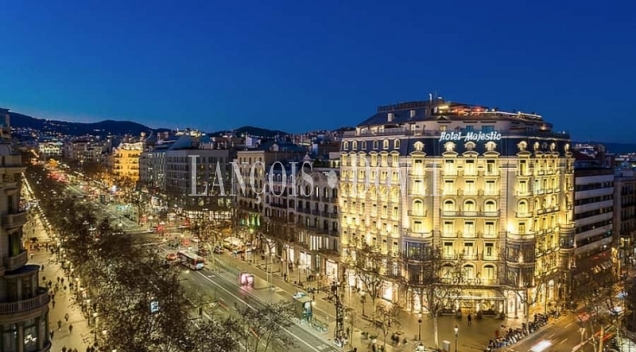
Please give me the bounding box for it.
[439,131,502,142]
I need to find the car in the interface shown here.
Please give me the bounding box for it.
[292,292,307,299]
[197,249,209,256]
[213,246,224,254]
[166,253,177,261]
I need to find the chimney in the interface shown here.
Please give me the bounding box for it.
[388,112,394,122]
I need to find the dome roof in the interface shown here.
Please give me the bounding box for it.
[0,144,12,156]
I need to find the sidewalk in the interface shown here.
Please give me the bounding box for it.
[26,212,95,352]
[214,251,523,352]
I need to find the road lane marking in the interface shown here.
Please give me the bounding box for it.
[548,333,555,338]
[558,338,567,345]
[197,271,322,352]
[565,322,572,328]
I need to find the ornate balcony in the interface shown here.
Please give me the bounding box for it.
[2,211,28,229]
[0,289,49,314]
[3,251,28,271]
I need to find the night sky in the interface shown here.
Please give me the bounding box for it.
[1,0,634,142]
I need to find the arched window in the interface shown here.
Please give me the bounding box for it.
[391,188,400,203]
[343,141,349,150]
[394,139,401,149]
[443,200,455,211]
[352,141,358,150]
[412,200,424,215]
[483,265,496,281]
[464,200,476,211]
[442,264,454,278]
[463,264,475,278]
[518,200,528,214]
[484,200,497,212]
[383,140,389,149]
[373,140,379,149]
[534,199,540,210]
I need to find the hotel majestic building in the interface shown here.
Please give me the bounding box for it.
[340,99,574,318]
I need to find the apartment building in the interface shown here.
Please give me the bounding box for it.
[570,152,615,292]
[260,157,341,284]
[111,142,143,181]
[0,108,51,351]
[63,139,110,163]
[614,169,636,275]
[234,141,306,243]
[340,99,574,318]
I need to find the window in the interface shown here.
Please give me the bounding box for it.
[362,141,367,149]
[443,221,454,236]
[444,159,455,174]
[352,141,358,150]
[464,200,476,211]
[484,221,495,237]
[373,140,379,149]
[465,159,475,175]
[394,139,401,149]
[443,200,455,211]
[518,180,528,194]
[463,221,475,236]
[486,160,496,174]
[485,180,496,195]
[465,180,475,195]
[518,222,526,234]
[343,141,349,150]
[412,200,424,215]
[485,243,494,258]
[484,200,497,212]
[444,242,454,257]
[413,221,424,232]
[518,201,528,214]
[464,264,475,278]
[383,140,389,149]
[413,179,424,195]
[444,180,455,195]
[484,265,496,281]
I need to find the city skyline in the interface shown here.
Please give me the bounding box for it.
[1,0,635,141]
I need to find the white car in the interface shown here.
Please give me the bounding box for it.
[292,292,306,299]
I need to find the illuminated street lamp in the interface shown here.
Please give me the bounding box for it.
[454,325,459,352]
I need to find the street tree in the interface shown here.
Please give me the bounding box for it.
[237,301,296,352]
[348,239,387,319]
[578,274,618,352]
[401,246,463,348]
[372,302,402,350]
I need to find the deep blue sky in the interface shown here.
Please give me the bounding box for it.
[1,1,634,142]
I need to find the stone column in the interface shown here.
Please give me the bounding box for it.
[17,322,24,352]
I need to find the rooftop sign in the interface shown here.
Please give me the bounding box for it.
[439,131,502,142]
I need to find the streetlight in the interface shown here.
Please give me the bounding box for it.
[418,314,422,341]
[454,325,459,352]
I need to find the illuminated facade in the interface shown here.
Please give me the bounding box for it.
[339,99,574,319]
[0,109,51,352]
[111,142,143,182]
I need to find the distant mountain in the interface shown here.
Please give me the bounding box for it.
[232,125,289,138]
[9,111,155,136]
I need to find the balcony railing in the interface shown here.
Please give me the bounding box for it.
[2,211,28,229]
[0,288,50,315]
[3,251,27,271]
[408,210,428,217]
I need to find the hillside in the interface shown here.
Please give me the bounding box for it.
[10,112,154,136]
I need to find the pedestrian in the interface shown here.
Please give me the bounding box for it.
[62,347,67,352]
[494,329,499,339]
[61,277,65,285]
[52,300,56,309]
[468,313,472,325]
[69,324,73,334]
[41,264,45,271]
[64,285,67,291]
[48,280,52,288]
[57,320,62,331]
[64,313,69,322]
[50,330,54,339]
[57,277,60,284]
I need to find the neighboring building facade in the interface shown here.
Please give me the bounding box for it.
[614,169,636,275]
[234,141,306,244]
[111,142,143,181]
[339,99,574,318]
[570,152,615,293]
[63,139,110,163]
[0,108,51,352]
[37,142,63,159]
